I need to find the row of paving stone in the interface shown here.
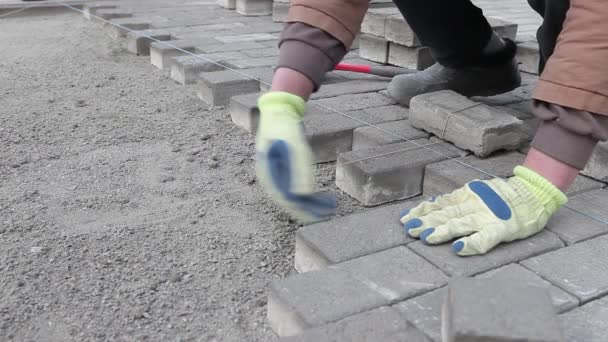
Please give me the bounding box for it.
[73,0,608,340]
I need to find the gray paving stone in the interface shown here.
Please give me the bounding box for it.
[388,44,434,70]
[236,0,272,16]
[361,8,400,37]
[94,9,132,21]
[566,175,604,196]
[546,207,608,247]
[313,92,395,112]
[517,41,540,74]
[310,80,389,100]
[410,91,528,157]
[268,246,448,336]
[170,54,238,85]
[225,56,278,69]
[560,295,608,342]
[215,32,279,44]
[217,0,236,9]
[150,40,197,70]
[352,119,430,150]
[565,189,608,223]
[229,92,270,133]
[104,18,150,40]
[304,103,406,163]
[197,41,267,53]
[408,229,564,277]
[385,14,420,47]
[396,264,575,341]
[336,139,467,206]
[295,201,419,273]
[125,29,173,56]
[83,4,116,20]
[444,277,564,342]
[280,307,431,342]
[359,34,389,64]
[521,234,608,303]
[582,141,608,182]
[272,1,289,22]
[197,70,260,106]
[241,47,280,58]
[422,151,525,197]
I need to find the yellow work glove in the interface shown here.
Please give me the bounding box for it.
[255,92,336,223]
[400,166,567,256]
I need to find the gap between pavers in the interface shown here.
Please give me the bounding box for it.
[395,263,577,342]
[268,246,448,337]
[294,200,422,273]
[336,139,468,206]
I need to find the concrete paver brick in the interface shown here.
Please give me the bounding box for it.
[280,307,431,342]
[268,246,448,336]
[272,1,289,22]
[521,234,608,303]
[83,4,117,20]
[396,264,575,341]
[126,29,173,56]
[582,141,608,182]
[150,40,197,70]
[385,14,420,47]
[336,139,467,206]
[104,18,150,39]
[225,56,278,69]
[409,91,528,157]
[361,8,400,37]
[313,92,395,112]
[304,103,406,163]
[388,44,434,70]
[422,151,525,197]
[236,0,273,16]
[352,119,430,150]
[241,47,280,58]
[444,277,564,342]
[295,201,419,273]
[214,32,279,43]
[170,54,238,85]
[564,189,608,223]
[565,175,604,196]
[217,0,236,9]
[197,70,260,106]
[516,41,540,74]
[408,229,564,277]
[229,92,260,133]
[198,41,267,54]
[546,207,608,246]
[93,9,132,21]
[310,80,389,100]
[359,34,389,64]
[560,295,608,342]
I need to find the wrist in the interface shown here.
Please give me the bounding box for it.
[512,166,568,214]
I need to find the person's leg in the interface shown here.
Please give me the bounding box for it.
[527,0,570,73]
[388,0,520,105]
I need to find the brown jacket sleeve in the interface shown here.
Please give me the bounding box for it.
[287,0,370,49]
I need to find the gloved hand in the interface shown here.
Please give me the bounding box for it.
[255,91,336,223]
[400,166,567,256]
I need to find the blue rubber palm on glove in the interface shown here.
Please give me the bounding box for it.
[400,166,567,256]
[255,92,336,223]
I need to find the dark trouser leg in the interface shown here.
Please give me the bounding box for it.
[527,0,570,73]
[392,0,493,67]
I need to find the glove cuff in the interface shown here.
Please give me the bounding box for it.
[258,91,306,119]
[513,166,568,215]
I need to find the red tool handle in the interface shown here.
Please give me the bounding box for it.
[334,63,372,74]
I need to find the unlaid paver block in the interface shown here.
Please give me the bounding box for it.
[359,34,389,64]
[197,70,260,106]
[218,0,236,9]
[104,18,150,40]
[521,234,608,303]
[150,40,197,70]
[444,277,564,342]
[385,14,420,47]
[268,246,448,336]
[409,90,528,157]
[361,8,400,37]
[295,201,418,273]
[312,92,395,112]
[408,229,564,277]
[560,295,608,342]
[517,41,540,74]
[304,103,406,163]
[310,80,389,100]
[388,43,434,70]
[126,29,172,56]
[582,141,608,182]
[422,151,525,197]
[272,1,289,22]
[236,0,273,16]
[336,139,467,206]
[170,54,238,85]
[280,306,430,342]
[229,92,260,133]
[352,119,430,150]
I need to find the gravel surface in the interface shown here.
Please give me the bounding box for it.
[0,10,361,341]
